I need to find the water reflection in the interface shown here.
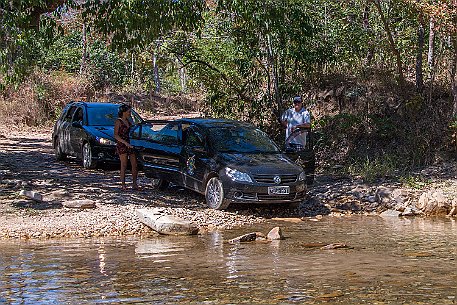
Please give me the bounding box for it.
[1,217,457,304]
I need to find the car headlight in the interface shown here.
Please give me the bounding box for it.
[225,167,253,183]
[298,171,306,181]
[96,137,116,146]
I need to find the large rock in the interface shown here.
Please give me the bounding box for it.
[375,186,393,204]
[379,209,402,217]
[19,190,43,202]
[267,227,284,240]
[63,199,96,209]
[136,208,198,235]
[417,190,451,216]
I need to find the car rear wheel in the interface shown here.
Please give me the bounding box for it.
[205,177,230,210]
[54,137,66,161]
[82,142,97,169]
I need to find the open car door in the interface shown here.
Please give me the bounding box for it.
[284,128,316,185]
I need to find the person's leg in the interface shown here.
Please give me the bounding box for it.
[130,153,139,189]
[119,153,128,190]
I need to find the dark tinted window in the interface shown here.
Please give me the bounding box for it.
[152,123,179,145]
[208,126,279,153]
[72,108,84,123]
[64,106,76,122]
[185,129,205,147]
[135,123,179,145]
[86,106,142,126]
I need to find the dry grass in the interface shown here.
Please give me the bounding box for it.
[0,71,94,129]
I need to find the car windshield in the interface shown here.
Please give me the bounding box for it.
[86,106,142,126]
[208,126,280,153]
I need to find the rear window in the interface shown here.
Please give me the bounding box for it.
[86,106,142,126]
[208,126,279,153]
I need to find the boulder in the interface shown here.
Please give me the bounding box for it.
[136,208,198,235]
[48,189,71,200]
[19,190,43,202]
[228,232,258,243]
[417,190,451,216]
[375,186,392,204]
[379,209,402,217]
[63,199,96,209]
[400,206,419,217]
[267,227,284,240]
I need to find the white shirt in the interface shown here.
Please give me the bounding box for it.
[281,107,310,144]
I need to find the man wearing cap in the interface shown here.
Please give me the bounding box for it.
[281,96,311,145]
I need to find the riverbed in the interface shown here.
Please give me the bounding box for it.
[2,216,457,304]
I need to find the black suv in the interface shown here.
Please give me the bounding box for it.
[52,101,143,168]
[130,118,312,210]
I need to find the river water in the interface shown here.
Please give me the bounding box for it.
[1,216,457,304]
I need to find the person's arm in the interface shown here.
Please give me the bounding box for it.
[293,122,311,129]
[291,111,311,131]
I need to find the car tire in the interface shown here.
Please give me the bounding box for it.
[82,142,97,169]
[205,177,230,210]
[54,137,66,161]
[152,178,169,190]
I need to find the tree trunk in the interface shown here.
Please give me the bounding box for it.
[363,5,374,65]
[427,17,435,76]
[265,30,280,118]
[371,0,404,84]
[131,52,134,79]
[416,20,424,92]
[79,22,87,75]
[152,51,160,94]
[177,58,187,92]
[451,36,457,117]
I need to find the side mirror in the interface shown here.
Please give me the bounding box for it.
[72,121,82,128]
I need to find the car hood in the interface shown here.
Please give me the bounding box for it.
[84,126,115,140]
[217,152,302,175]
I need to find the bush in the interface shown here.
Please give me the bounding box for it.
[0,71,93,127]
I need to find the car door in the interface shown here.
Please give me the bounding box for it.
[182,126,209,192]
[69,106,86,157]
[130,122,183,185]
[60,106,77,154]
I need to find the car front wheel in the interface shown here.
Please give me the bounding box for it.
[152,178,169,190]
[205,177,230,210]
[82,142,97,169]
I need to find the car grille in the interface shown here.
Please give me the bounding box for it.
[252,174,298,184]
[257,193,297,201]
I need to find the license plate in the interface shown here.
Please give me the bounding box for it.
[268,186,290,195]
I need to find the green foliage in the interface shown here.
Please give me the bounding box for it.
[348,155,398,182]
[85,40,127,89]
[0,0,63,86]
[367,114,396,140]
[42,31,82,72]
[80,0,206,50]
[315,113,363,131]
[400,174,431,189]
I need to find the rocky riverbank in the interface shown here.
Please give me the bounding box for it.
[1,128,456,239]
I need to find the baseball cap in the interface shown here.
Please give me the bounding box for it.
[293,96,302,104]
